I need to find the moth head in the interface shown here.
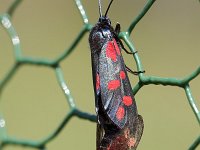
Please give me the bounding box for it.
[98,16,111,27]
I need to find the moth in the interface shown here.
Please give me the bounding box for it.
[89,0,144,149]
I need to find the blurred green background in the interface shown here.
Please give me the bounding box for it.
[0,0,199,150]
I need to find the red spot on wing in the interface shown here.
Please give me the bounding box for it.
[107,145,111,150]
[128,137,136,148]
[106,41,117,62]
[124,128,130,138]
[120,71,126,79]
[107,80,120,90]
[105,128,136,149]
[107,135,128,150]
[113,39,121,55]
[116,106,125,121]
[123,96,132,106]
[96,73,100,90]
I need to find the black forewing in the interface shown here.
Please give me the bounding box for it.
[98,38,138,129]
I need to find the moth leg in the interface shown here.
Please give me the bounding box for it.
[114,23,134,55]
[125,65,145,75]
[114,23,144,74]
[115,22,121,35]
[119,40,134,54]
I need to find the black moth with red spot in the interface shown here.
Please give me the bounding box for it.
[89,0,144,149]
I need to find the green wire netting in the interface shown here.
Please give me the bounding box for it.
[0,0,199,150]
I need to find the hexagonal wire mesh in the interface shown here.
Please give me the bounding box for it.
[0,0,199,150]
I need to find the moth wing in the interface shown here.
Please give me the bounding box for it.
[99,39,136,129]
[131,115,144,149]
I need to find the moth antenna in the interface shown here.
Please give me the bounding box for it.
[105,0,114,17]
[98,0,102,18]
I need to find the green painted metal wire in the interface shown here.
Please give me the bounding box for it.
[0,0,199,149]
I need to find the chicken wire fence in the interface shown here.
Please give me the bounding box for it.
[0,0,199,150]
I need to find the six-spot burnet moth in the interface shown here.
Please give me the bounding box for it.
[89,0,144,149]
